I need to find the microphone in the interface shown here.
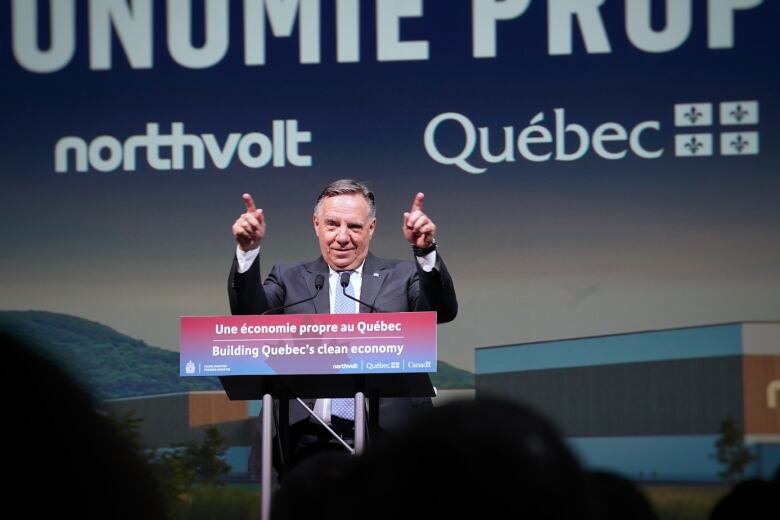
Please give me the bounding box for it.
[340,271,382,313]
[261,274,325,315]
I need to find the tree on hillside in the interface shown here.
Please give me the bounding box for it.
[110,411,230,487]
[110,409,149,461]
[186,425,231,486]
[153,449,196,516]
[713,416,755,482]
[108,409,191,516]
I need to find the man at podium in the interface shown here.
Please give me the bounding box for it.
[228,179,457,478]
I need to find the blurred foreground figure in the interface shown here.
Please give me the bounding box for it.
[273,398,594,520]
[710,476,780,520]
[587,470,657,520]
[270,451,358,520]
[1,331,165,519]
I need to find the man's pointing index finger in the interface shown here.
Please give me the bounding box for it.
[410,192,425,213]
[242,193,257,213]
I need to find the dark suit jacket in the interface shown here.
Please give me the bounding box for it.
[229,251,457,319]
[229,251,457,478]
[228,251,458,423]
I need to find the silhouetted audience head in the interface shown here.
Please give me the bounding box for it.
[271,451,358,520]
[587,470,657,520]
[710,477,780,520]
[2,331,165,518]
[348,398,594,520]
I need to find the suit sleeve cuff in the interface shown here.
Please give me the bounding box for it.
[236,246,260,273]
[415,250,437,272]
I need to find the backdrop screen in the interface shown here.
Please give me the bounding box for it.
[1,0,778,371]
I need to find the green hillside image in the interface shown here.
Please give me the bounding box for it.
[0,311,473,399]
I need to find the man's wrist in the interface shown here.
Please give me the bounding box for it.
[412,238,437,257]
[236,245,260,273]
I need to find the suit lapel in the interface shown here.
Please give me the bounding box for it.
[360,253,387,313]
[304,258,330,314]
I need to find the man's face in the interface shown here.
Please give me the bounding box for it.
[313,194,376,270]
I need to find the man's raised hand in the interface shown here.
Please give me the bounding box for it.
[232,193,266,251]
[403,192,436,249]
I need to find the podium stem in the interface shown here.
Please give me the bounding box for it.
[261,393,273,520]
[354,392,366,454]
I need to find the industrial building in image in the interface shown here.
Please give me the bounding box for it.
[476,322,780,481]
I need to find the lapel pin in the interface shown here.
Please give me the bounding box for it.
[373,272,380,277]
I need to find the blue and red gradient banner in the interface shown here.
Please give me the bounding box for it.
[180,311,437,376]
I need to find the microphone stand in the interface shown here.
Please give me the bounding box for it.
[339,271,382,313]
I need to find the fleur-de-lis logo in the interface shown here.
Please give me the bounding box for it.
[684,136,704,154]
[683,106,703,124]
[730,104,749,123]
[730,134,749,153]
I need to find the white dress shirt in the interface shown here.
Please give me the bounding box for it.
[235,246,436,274]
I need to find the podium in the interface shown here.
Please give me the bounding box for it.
[219,373,435,520]
[180,311,438,520]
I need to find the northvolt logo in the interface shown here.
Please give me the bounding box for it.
[54,121,312,173]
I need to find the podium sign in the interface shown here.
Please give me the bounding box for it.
[180,311,436,376]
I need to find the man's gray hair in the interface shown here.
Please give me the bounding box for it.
[314,179,376,219]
